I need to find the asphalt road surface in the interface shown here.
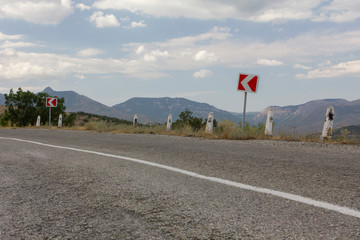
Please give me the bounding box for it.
[0,129,359,239]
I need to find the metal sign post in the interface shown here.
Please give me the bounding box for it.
[237,73,260,134]
[242,92,247,133]
[49,107,51,127]
[46,97,58,128]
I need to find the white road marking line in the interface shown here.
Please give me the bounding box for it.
[1,136,359,219]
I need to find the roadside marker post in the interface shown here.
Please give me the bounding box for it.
[46,97,57,127]
[205,112,214,134]
[166,114,172,132]
[321,106,334,141]
[237,73,260,134]
[265,110,273,136]
[36,115,41,127]
[58,114,63,128]
[133,114,138,127]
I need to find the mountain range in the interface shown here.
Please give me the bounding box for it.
[253,99,360,133]
[113,97,241,123]
[1,88,359,133]
[41,87,241,123]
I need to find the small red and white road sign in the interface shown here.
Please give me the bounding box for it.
[46,97,57,107]
[237,73,259,93]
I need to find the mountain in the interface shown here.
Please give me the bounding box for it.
[0,93,4,105]
[253,99,360,133]
[113,97,241,123]
[42,87,135,121]
[42,88,240,124]
[5,87,359,132]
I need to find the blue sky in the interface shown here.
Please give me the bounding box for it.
[0,0,359,112]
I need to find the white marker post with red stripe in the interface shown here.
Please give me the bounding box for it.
[46,97,57,127]
[237,73,260,133]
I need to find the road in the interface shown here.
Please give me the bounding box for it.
[0,129,359,239]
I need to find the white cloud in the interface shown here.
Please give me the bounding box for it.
[89,11,120,28]
[0,51,76,81]
[75,74,85,79]
[0,48,169,82]
[93,0,360,23]
[134,26,230,50]
[0,32,36,49]
[77,48,104,57]
[293,64,312,70]
[0,48,16,56]
[257,58,284,66]
[318,60,332,67]
[193,69,212,79]
[130,21,146,28]
[76,3,91,11]
[312,0,360,22]
[93,0,331,22]
[121,28,360,75]
[0,41,36,49]
[142,50,169,62]
[135,45,145,54]
[0,32,23,41]
[2,26,360,84]
[152,50,169,57]
[143,54,157,62]
[0,0,74,25]
[194,50,217,63]
[297,60,360,79]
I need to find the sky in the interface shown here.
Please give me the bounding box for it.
[0,0,359,112]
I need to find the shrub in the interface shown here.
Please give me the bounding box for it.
[173,108,208,132]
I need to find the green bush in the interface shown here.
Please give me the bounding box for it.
[4,88,66,127]
[173,108,214,132]
[63,113,77,127]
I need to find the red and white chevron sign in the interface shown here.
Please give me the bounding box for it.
[237,73,259,93]
[46,97,57,107]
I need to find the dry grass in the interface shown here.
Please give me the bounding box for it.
[1,118,359,145]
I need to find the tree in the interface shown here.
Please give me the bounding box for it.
[173,108,208,131]
[5,88,38,127]
[4,88,66,127]
[178,108,193,125]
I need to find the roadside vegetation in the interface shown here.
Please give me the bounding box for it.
[71,109,360,145]
[1,89,359,145]
[0,88,75,127]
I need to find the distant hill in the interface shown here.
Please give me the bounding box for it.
[253,99,360,133]
[0,93,4,105]
[42,87,135,121]
[113,97,241,123]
